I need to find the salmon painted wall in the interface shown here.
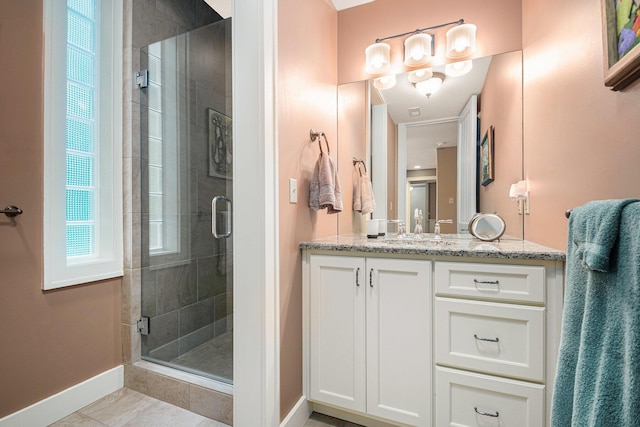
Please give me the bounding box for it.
[522,0,640,250]
[479,51,524,238]
[278,0,338,418]
[337,0,522,84]
[0,1,121,417]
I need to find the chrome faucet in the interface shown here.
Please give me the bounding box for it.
[433,219,453,240]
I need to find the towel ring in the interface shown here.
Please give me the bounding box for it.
[310,129,331,155]
[352,158,366,176]
[320,133,330,155]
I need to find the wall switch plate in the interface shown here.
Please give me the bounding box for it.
[289,178,297,203]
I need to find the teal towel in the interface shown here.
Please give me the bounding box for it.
[551,199,640,426]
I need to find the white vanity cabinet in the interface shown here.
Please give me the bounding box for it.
[307,254,432,427]
[302,236,564,427]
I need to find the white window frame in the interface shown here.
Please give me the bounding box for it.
[146,38,182,258]
[43,0,123,290]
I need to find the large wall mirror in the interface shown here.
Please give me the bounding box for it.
[340,50,524,239]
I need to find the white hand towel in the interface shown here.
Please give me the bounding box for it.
[359,171,375,215]
[353,163,362,212]
[309,158,321,210]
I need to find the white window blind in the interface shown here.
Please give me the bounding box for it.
[44,0,123,289]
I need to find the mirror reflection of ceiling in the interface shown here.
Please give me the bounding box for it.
[406,121,458,170]
[378,56,492,171]
[378,56,492,124]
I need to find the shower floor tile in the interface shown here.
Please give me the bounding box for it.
[171,332,233,381]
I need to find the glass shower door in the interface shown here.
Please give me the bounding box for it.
[139,19,233,384]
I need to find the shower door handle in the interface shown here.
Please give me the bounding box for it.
[212,196,232,238]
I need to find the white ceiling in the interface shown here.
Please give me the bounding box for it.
[203,0,373,17]
[377,56,492,171]
[405,121,458,170]
[331,0,375,11]
[204,0,232,18]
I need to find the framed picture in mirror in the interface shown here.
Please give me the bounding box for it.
[479,126,494,187]
[601,0,640,90]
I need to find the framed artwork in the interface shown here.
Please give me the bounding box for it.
[479,126,494,187]
[208,108,233,179]
[602,0,640,90]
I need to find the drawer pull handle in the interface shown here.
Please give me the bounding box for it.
[474,407,499,418]
[369,269,373,288]
[474,334,499,343]
[356,268,360,287]
[474,279,500,285]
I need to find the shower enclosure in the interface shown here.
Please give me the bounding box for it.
[139,19,233,384]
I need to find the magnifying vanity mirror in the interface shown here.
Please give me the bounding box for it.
[338,50,524,239]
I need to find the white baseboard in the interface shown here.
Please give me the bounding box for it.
[0,365,124,427]
[280,396,311,427]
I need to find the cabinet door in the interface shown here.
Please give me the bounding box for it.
[366,258,431,426]
[309,255,366,412]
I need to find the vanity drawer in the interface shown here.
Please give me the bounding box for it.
[435,297,545,382]
[435,366,545,427]
[434,261,545,303]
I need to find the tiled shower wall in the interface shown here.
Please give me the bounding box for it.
[121,0,233,424]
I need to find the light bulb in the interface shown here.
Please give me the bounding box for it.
[403,33,432,67]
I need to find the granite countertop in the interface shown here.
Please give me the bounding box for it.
[299,233,566,261]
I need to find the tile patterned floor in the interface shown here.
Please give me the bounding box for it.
[48,388,228,427]
[48,387,360,427]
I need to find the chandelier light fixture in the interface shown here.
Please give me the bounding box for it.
[365,19,477,76]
